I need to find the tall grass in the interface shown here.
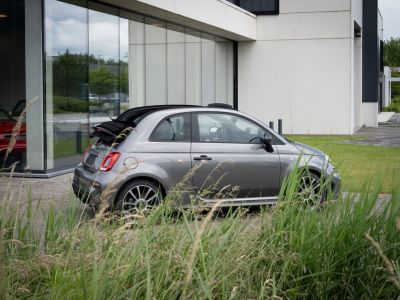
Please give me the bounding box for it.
[1,100,399,298]
[0,174,399,299]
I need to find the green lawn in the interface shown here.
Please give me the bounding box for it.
[286,135,400,193]
[53,137,91,159]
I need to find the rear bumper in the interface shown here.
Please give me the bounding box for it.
[72,165,101,205]
[72,164,122,207]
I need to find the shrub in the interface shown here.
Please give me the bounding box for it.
[53,96,89,114]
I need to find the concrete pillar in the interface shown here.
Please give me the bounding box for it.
[25,0,45,171]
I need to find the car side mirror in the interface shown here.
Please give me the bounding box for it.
[263,136,274,153]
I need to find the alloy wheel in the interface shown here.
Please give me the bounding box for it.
[297,175,322,205]
[122,185,161,215]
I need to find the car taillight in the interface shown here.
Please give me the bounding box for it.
[100,152,120,172]
[81,144,92,162]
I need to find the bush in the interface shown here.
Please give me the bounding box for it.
[383,96,400,113]
[53,96,89,114]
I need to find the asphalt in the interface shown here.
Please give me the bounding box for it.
[340,113,400,147]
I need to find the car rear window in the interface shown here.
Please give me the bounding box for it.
[150,114,191,142]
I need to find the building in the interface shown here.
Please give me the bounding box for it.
[0,0,383,176]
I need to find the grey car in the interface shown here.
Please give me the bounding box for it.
[72,104,340,213]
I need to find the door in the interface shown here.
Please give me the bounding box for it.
[191,112,281,199]
[148,113,193,196]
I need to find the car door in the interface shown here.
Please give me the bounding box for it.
[191,112,281,200]
[147,113,194,196]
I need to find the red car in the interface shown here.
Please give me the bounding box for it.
[0,109,26,154]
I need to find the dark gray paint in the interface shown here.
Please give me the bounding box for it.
[362,0,379,103]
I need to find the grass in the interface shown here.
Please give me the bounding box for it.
[0,169,400,299]
[286,135,400,193]
[1,101,399,298]
[53,138,91,159]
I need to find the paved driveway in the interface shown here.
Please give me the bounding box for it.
[341,113,400,147]
[0,173,92,229]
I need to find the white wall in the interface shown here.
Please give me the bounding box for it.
[362,102,378,127]
[238,0,354,134]
[351,0,363,130]
[100,0,256,41]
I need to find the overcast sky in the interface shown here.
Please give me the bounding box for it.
[379,0,400,39]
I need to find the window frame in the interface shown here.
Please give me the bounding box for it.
[192,111,284,145]
[148,112,192,143]
[230,0,280,16]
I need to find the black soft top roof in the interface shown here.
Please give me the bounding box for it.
[116,105,201,123]
[91,104,233,145]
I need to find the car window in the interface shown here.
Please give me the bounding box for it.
[150,114,191,142]
[197,113,267,143]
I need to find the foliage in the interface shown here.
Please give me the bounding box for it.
[382,96,400,113]
[384,38,400,68]
[120,68,129,94]
[392,81,400,99]
[0,173,399,299]
[89,67,117,98]
[52,51,88,100]
[51,52,128,100]
[53,96,89,114]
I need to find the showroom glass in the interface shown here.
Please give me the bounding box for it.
[151,114,191,142]
[197,113,266,143]
[88,3,120,123]
[45,0,234,170]
[0,0,26,171]
[45,0,89,170]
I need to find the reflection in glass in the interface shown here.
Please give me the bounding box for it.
[0,0,26,170]
[89,4,120,121]
[44,0,234,170]
[45,0,89,170]
[120,18,129,112]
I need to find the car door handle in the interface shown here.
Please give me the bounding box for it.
[193,155,212,161]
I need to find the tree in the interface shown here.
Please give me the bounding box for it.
[383,38,400,68]
[89,67,117,100]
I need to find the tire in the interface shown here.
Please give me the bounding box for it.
[114,179,163,215]
[297,172,327,205]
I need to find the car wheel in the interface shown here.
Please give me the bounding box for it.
[115,180,163,216]
[297,172,326,205]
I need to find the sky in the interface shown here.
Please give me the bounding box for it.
[379,0,400,39]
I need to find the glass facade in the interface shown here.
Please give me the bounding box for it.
[44,0,234,171]
[0,0,26,171]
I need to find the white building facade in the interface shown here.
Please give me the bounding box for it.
[0,0,383,175]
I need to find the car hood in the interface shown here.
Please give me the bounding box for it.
[291,141,326,158]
